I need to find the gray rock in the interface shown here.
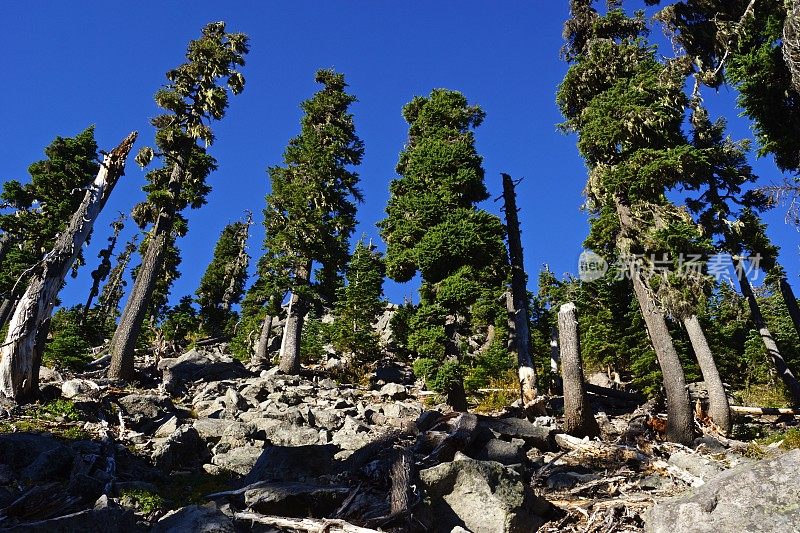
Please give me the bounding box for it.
[647,449,800,533]
[61,378,99,399]
[194,418,248,440]
[154,416,180,438]
[211,444,264,475]
[153,503,235,533]
[471,438,525,466]
[152,425,207,471]
[378,382,407,400]
[117,393,176,433]
[476,415,556,451]
[2,495,136,532]
[159,349,250,393]
[38,366,63,383]
[0,433,63,469]
[419,454,550,533]
[244,482,350,517]
[22,444,75,483]
[667,451,723,482]
[243,444,339,484]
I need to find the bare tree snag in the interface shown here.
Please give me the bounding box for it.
[777,274,800,341]
[683,315,732,435]
[735,258,800,405]
[279,262,310,375]
[0,132,137,402]
[252,313,273,368]
[501,173,537,404]
[557,302,600,438]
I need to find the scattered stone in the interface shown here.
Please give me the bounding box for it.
[243,444,339,484]
[667,450,723,482]
[61,378,100,399]
[153,502,235,533]
[378,382,408,400]
[116,393,176,434]
[244,482,350,517]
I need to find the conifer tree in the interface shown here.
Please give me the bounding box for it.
[379,89,508,410]
[332,240,386,367]
[97,236,137,320]
[0,127,100,328]
[196,214,251,337]
[109,22,248,380]
[558,2,710,443]
[83,213,126,320]
[264,69,364,374]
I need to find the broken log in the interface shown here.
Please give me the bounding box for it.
[729,405,800,416]
[584,383,645,403]
[233,512,381,533]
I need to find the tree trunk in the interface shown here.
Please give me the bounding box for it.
[549,326,562,394]
[777,274,800,341]
[501,173,537,404]
[558,302,600,438]
[0,298,15,332]
[630,274,694,444]
[279,262,310,374]
[0,132,136,401]
[109,156,183,381]
[736,259,800,405]
[221,213,251,313]
[683,314,732,435]
[252,313,273,368]
[614,198,694,444]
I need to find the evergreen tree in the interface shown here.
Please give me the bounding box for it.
[83,213,126,320]
[264,69,364,374]
[558,2,714,442]
[378,89,508,410]
[0,127,100,327]
[97,236,137,321]
[332,240,386,369]
[196,214,251,337]
[109,22,248,380]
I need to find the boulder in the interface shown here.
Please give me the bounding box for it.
[22,444,75,483]
[647,449,800,533]
[470,438,525,466]
[152,503,235,533]
[419,454,551,533]
[378,382,407,400]
[152,425,207,471]
[244,482,350,517]
[116,393,176,434]
[243,444,339,484]
[667,451,723,483]
[2,495,136,532]
[158,349,250,393]
[211,444,264,475]
[476,415,556,451]
[0,433,63,469]
[61,379,100,399]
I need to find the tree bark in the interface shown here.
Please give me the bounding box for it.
[736,259,800,405]
[252,313,273,368]
[777,274,800,341]
[558,302,600,438]
[614,199,693,444]
[279,262,310,374]
[549,326,562,394]
[0,132,136,401]
[109,155,184,381]
[501,173,537,404]
[0,298,15,332]
[683,314,732,435]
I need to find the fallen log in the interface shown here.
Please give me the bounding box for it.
[585,383,645,403]
[233,512,381,533]
[730,405,800,416]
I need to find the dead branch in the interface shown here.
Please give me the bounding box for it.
[233,512,381,533]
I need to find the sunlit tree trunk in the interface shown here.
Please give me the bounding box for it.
[683,314,731,435]
[558,302,600,438]
[279,262,310,374]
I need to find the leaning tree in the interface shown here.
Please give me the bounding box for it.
[264,69,364,374]
[108,22,248,380]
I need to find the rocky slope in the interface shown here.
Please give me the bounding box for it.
[0,345,797,532]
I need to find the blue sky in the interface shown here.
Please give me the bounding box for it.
[1,1,797,310]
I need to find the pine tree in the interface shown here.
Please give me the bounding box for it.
[83,213,126,321]
[97,236,137,321]
[196,214,251,337]
[378,89,508,410]
[558,2,710,443]
[332,240,386,368]
[109,22,248,380]
[264,69,364,374]
[0,127,100,328]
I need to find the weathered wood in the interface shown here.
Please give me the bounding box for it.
[0,132,136,401]
[501,173,537,404]
[253,313,273,368]
[584,383,644,403]
[558,302,600,439]
[234,512,381,533]
[730,405,800,415]
[280,261,310,374]
[477,414,556,451]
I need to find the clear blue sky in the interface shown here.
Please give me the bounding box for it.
[1,1,797,310]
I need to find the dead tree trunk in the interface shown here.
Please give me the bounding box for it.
[683,314,732,435]
[279,262,310,374]
[614,198,693,444]
[557,302,600,438]
[0,298,15,332]
[97,236,137,320]
[252,313,273,368]
[221,212,252,313]
[501,173,537,404]
[549,326,562,394]
[736,258,800,405]
[0,132,136,401]
[109,155,184,381]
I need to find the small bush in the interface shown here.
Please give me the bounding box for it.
[120,488,165,516]
[37,399,80,422]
